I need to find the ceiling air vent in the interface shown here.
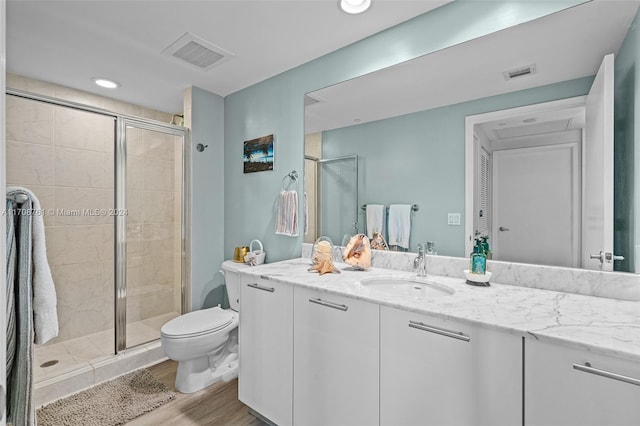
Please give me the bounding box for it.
[503,64,537,81]
[162,32,234,71]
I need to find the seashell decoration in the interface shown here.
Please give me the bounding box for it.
[343,234,372,270]
[309,238,340,275]
[370,232,389,251]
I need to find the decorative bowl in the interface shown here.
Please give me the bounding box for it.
[463,269,492,286]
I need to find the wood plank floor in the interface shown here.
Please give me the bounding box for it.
[126,360,268,425]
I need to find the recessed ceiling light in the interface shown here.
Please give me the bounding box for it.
[92,77,120,89]
[339,0,372,14]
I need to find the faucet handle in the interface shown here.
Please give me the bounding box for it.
[416,243,426,255]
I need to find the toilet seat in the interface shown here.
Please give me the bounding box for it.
[161,307,233,339]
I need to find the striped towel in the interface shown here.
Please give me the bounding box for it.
[276,190,299,237]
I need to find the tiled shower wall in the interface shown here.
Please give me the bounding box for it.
[6,73,182,344]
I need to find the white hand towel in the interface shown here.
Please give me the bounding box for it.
[388,204,412,250]
[366,204,385,239]
[8,186,59,344]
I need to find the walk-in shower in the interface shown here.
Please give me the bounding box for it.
[5,80,189,390]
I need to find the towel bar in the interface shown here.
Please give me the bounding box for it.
[361,204,419,212]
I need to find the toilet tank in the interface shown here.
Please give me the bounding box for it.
[221,260,246,311]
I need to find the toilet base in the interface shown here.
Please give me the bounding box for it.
[175,351,239,394]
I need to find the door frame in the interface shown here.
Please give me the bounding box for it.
[464,96,587,255]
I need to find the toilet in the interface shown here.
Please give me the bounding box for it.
[160,260,245,393]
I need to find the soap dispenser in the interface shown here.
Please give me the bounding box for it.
[470,239,487,274]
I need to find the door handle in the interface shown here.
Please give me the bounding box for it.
[247,283,275,292]
[590,251,625,264]
[498,226,509,232]
[573,362,640,387]
[309,298,348,311]
[408,321,470,342]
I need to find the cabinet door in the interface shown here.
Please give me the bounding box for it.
[525,339,640,426]
[380,306,521,426]
[239,276,293,426]
[293,287,379,426]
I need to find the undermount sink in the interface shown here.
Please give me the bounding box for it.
[358,276,455,299]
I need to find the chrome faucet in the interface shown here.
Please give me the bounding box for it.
[414,243,427,277]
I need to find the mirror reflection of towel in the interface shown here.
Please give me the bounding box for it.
[388,204,411,249]
[366,204,385,239]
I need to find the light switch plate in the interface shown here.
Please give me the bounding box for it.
[448,213,461,226]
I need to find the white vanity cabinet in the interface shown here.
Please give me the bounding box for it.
[238,276,293,426]
[525,339,640,426]
[293,287,379,426]
[380,306,522,426]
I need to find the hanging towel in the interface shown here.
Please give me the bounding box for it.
[365,204,385,239]
[276,190,299,237]
[8,186,59,344]
[6,196,36,425]
[388,204,412,250]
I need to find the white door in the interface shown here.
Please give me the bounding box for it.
[583,54,615,270]
[492,144,580,268]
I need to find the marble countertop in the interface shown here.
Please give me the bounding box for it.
[239,257,640,363]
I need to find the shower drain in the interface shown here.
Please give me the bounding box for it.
[40,360,59,368]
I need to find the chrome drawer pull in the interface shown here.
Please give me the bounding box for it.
[247,283,275,293]
[309,298,348,311]
[408,320,470,342]
[573,362,640,387]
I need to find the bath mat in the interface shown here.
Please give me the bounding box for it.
[36,369,175,426]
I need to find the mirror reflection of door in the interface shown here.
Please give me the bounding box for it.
[471,54,615,269]
[492,144,580,268]
[582,54,615,271]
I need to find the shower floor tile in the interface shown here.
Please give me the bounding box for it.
[34,311,179,383]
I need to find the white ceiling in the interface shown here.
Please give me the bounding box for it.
[6,0,450,114]
[304,0,640,134]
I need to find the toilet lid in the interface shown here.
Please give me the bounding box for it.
[161,307,234,339]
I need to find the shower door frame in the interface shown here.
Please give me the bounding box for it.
[5,88,191,355]
[306,154,359,240]
[115,117,190,352]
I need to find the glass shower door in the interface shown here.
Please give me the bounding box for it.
[117,119,185,350]
[318,155,359,245]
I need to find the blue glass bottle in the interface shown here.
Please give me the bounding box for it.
[471,242,487,274]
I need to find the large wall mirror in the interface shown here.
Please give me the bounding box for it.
[304,1,640,274]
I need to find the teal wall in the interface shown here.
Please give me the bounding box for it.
[221,0,585,270]
[190,87,226,309]
[614,7,640,273]
[322,77,594,256]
